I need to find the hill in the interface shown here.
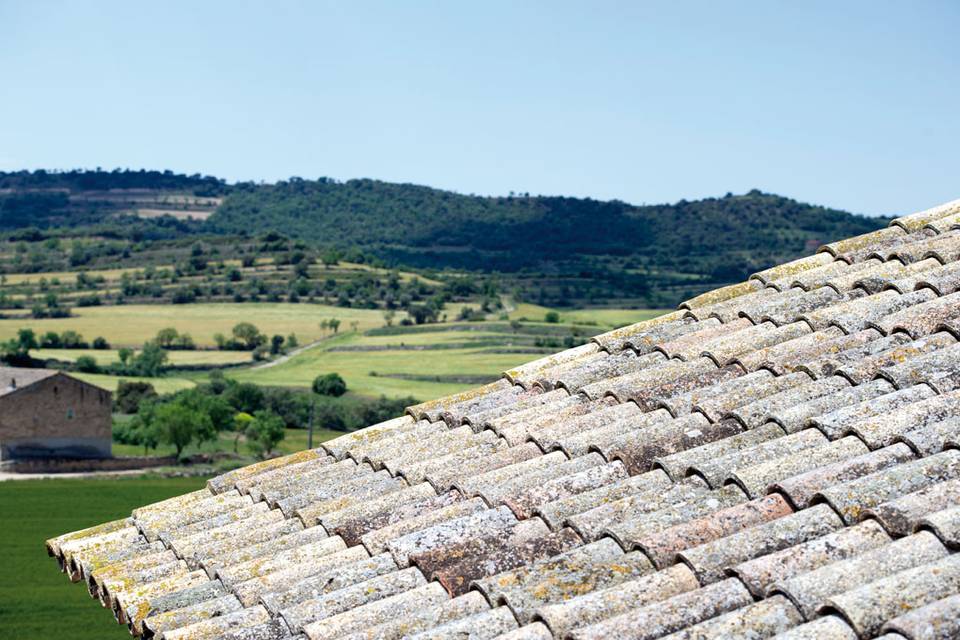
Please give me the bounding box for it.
[0,170,888,306]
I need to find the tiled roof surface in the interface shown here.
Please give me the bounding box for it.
[48,198,960,640]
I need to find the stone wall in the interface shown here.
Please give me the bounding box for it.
[0,374,112,460]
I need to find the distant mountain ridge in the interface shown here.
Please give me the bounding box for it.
[0,170,888,306]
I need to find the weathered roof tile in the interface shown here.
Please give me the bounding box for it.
[731,520,891,598]
[568,578,753,640]
[845,389,960,449]
[589,311,688,352]
[767,378,894,433]
[891,198,960,232]
[430,526,582,596]
[654,422,786,482]
[406,605,520,640]
[803,289,937,333]
[608,414,749,475]
[824,553,960,638]
[808,383,937,441]
[334,591,489,640]
[301,582,449,640]
[535,469,672,530]
[635,494,794,569]
[656,594,803,640]
[680,280,764,310]
[279,566,427,632]
[813,449,960,524]
[602,485,748,551]
[772,615,858,640]
[687,429,827,489]
[535,563,699,636]
[679,504,842,585]
[880,592,960,640]
[771,531,948,618]
[772,443,915,509]
[730,435,869,498]
[896,415,960,457]
[473,538,652,624]
[871,290,960,337]
[863,478,960,537]
[918,505,960,548]
[565,477,711,542]
[819,226,908,261]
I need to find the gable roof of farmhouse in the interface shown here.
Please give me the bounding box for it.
[48,197,960,640]
[0,366,59,398]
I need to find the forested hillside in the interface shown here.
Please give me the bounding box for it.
[0,170,888,306]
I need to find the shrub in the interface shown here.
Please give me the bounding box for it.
[116,380,158,414]
[312,372,347,397]
[74,355,100,373]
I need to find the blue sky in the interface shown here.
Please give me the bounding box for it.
[0,1,957,216]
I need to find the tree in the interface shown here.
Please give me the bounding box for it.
[1,328,38,365]
[544,311,560,323]
[16,328,38,351]
[270,334,285,355]
[40,331,62,348]
[92,336,110,350]
[382,309,396,327]
[313,372,347,397]
[74,355,99,373]
[232,322,265,350]
[127,342,168,377]
[116,380,158,414]
[155,327,180,348]
[151,401,216,459]
[232,411,254,453]
[329,318,341,333]
[118,347,134,367]
[244,410,286,459]
[60,330,87,348]
[225,382,266,413]
[113,411,159,456]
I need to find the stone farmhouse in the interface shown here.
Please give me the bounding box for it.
[0,367,112,460]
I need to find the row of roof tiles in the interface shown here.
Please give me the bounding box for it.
[48,197,960,640]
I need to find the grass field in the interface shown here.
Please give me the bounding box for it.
[233,339,525,398]
[507,302,668,327]
[70,372,197,395]
[4,302,667,401]
[34,348,253,366]
[232,309,668,398]
[0,303,395,347]
[111,426,342,457]
[0,476,210,640]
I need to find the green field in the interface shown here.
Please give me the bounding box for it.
[507,302,668,327]
[71,372,198,395]
[0,303,396,348]
[233,336,527,398]
[231,309,668,398]
[34,348,253,366]
[0,476,210,640]
[111,427,342,458]
[4,301,667,401]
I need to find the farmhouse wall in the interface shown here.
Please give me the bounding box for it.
[0,374,112,459]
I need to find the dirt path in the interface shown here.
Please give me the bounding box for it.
[249,339,324,370]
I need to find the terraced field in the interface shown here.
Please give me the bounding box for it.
[230,311,668,399]
[0,303,394,347]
